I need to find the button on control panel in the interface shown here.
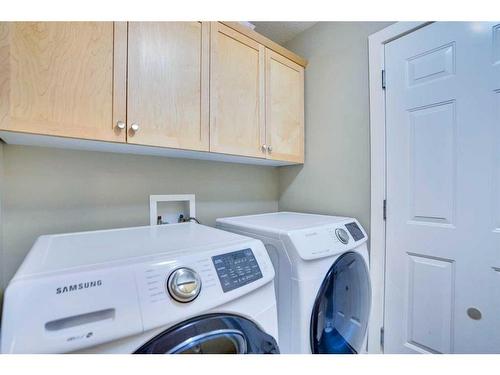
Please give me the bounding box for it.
[212,249,263,293]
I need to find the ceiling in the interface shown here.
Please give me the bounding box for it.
[251,22,317,45]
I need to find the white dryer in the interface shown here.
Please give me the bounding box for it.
[216,212,371,354]
[0,223,279,354]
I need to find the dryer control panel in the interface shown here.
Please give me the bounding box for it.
[286,219,368,261]
[345,222,365,241]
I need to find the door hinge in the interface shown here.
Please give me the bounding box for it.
[380,326,385,350]
[383,199,387,221]
[381,69,386,90]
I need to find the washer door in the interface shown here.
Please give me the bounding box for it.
[134,314,279,354]
[310,251,371,354]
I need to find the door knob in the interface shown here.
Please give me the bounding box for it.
[130,123,140,132]
[116,121,126,130]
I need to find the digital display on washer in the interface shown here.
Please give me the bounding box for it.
[345,222,365,241]
[212,248,263,293]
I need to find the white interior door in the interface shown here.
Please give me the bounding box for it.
[384,22,500,354]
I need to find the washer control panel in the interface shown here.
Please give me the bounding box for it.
[134,240,273,332]
[212,248,263,293]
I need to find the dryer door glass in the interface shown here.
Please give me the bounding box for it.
[310,251,371,354]
[134,314,279,354]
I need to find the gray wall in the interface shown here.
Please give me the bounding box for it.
[279,22,393,234]
[0,145,279,291]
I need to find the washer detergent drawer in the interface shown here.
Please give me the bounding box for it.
[0,267,142,354]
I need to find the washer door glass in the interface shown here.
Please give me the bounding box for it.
[310,251,371,354]
[167,329,246,354]
[134,314,279,354]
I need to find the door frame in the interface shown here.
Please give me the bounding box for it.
[367,21,431,354]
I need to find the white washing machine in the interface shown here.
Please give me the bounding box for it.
[0,223,279,354]
[216,212,371,354]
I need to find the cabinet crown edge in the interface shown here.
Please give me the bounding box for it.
[219,22,308,67]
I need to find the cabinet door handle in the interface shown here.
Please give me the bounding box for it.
[116,121,126,130]
[267,145,273,152]
[130,123,140,132]
[261,144,267,152]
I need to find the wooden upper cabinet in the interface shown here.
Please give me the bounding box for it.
[210,22,266,158]
[126,22,209,151]
[0,22,306,165]
[265,48,305,163]
[0,22,124,142]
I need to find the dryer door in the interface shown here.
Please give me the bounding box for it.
[134,314,279,354]
[310,251,371,354]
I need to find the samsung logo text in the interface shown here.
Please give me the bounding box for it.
[56,280,103,295]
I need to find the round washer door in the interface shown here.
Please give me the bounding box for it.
[310,251,371,354]
[134,314,279,354]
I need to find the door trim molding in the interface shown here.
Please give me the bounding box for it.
[367,21,431,354]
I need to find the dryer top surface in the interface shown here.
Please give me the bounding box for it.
[217,212,353,235]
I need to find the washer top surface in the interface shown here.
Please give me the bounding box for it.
[15,223,251,278]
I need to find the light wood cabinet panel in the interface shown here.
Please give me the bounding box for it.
[127,22,209,151]
[113,22,128,139]
[210,22,266,158]
[0,24,9,130]
[265,48,305,163]
[0,22,124,142]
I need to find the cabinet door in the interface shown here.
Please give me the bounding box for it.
[0,22,123,142]
[210,22,265,158]
[127,22,209,151]
[265,49,304,163]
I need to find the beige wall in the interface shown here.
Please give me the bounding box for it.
[279,22,393,234]
[0,145,279,290]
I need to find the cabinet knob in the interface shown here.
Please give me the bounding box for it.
[261,144,267,152]
[116,121,126,130]
[267,145,273,152]
[130,123,140,132]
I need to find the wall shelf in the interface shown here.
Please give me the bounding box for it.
[0,131,298,167]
